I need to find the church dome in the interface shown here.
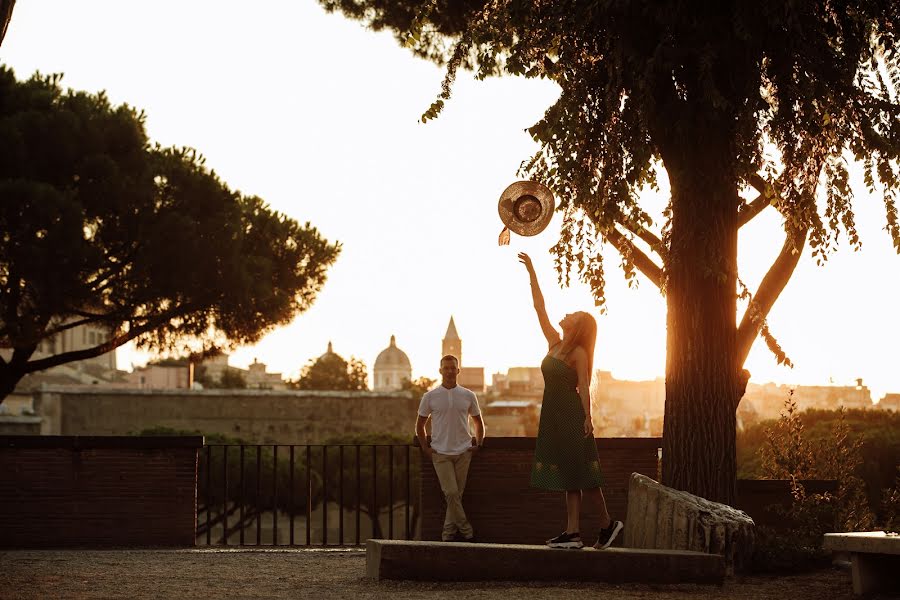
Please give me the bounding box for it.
[319,341,338,360]
[374,335,411,369]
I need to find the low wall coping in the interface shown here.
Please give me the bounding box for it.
[0,416,42,424]
[33,385,412,399]
[0,435,205,449]
[412,436,662,450]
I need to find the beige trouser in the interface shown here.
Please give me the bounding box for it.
[431,450,474,540]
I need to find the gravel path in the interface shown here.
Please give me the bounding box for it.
[0,548,861,600]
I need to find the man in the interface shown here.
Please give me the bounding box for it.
[416,354,485,542]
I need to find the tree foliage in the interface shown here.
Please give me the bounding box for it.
[320,0,900,503]
[322,0,900,352]
[739,403,900,523]
[292,349,369,391]
[400,376,436,398]
[0,66,341,402]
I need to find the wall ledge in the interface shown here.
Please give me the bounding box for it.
[0,435,204,449]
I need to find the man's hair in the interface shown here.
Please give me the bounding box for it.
[440,354,459,367]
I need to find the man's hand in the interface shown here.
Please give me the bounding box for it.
[421,445,434,460]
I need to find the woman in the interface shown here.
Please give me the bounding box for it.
[518,251,623,550]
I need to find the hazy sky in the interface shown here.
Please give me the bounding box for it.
[3,1,898,399]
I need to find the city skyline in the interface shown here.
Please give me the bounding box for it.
[2,0,898,399]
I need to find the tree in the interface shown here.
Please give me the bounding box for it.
[192,361,250,390]
[319,0,900,503]
[0,1,14,47]
[292,346,369,391]
[400,376,436,398]
[0,67,341,403]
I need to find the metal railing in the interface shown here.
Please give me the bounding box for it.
[197,444,420,546]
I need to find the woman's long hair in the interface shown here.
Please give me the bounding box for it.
[562,311,597,376]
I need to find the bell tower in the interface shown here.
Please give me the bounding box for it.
[442,316,461,365]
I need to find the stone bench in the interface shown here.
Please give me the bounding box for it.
[366,539,725,584]
[822,531,900,596]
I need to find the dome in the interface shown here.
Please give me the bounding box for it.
[374,335,411,369]
[319,341,337,360]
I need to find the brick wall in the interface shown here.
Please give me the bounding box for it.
[34,387,420,444]
[734,479,838,529]
[421,437,660,544]
[0,436,202,548]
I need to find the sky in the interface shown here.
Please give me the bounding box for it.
[2,1,898,400]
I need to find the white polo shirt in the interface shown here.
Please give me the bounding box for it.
[418,384,481,455]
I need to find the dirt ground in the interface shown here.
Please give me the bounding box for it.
[0,548,872,600]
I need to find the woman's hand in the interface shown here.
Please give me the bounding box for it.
[518,252,535,274]
[583,416,594,438]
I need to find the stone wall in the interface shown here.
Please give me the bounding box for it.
[0,435,201,548]
[34,387,421,444]
[420,437,661,544]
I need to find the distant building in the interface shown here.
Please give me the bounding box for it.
[740,379,874,424]
[124,360,191,389]
[245,358,287,390]
[481,400,540,436]
[590,371,665,437]
[373,335,412,391]
[877,393,900,412]
[441,316,484,392]
[194,353,286,390]
[492,367,544,398]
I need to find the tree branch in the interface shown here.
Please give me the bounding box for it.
[602,225,664,290]
[43,316,101,337]
[735,224,808,366]
[738,174,780,226]
[615,216,666,257]
[20,309,188,374]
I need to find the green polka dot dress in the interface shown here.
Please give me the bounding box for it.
[530,355,604,491]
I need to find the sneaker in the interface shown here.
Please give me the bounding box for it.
[593,520,623,549]
[445,532,476,543]
[546,531,584,549]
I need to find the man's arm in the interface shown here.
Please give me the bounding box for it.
[471,414,485,450]
[415,414,432,459]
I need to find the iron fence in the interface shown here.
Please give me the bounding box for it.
[197,444,421,546]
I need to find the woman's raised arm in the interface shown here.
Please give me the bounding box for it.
[518,252,561,348]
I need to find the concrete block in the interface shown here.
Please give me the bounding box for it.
[366,539,725,584]
[623,473,755,575]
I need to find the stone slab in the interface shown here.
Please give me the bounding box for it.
[822,532,900,555]
[366,539,725,584]
[823,532,900,596]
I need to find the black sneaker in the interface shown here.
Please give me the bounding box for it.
[593,520,623,549]
[546,531,584,549]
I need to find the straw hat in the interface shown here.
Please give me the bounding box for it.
[497,181,555,241]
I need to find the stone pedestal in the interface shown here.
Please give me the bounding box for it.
[623,473,755,575]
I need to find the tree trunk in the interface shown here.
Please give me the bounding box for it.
[661,148,742,506]
[0,367,25,405]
